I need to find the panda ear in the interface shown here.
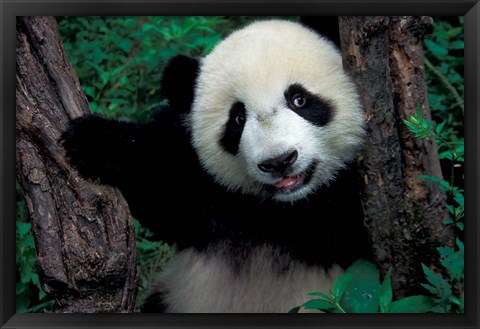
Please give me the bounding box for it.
[161,55,199,114]
[300,17,341,50]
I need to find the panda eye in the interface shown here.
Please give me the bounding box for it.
[292,94,307,108]
[235,114,245,126]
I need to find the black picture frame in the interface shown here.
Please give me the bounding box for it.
[2,1,478,328]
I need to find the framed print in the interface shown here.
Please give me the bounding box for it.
[2,1,478,328]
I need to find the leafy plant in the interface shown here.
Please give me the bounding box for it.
[404,106,464,229]
[423,16,464,136]
[57,16,226,121]
[421,244,464,313]
[404,108,464,313]
[56,16,262,122]
[290,260,433,313]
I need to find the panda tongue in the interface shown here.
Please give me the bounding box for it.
[274,176,299,189]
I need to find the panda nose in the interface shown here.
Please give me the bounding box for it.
[258,150,298,175]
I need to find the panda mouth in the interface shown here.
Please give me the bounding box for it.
[270,163,316,194]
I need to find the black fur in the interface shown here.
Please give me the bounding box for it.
[300,16,341,49]
[161,55,200,114]
[62,110,370,268]
[141,287,168,313]
[219,102,247,155]
[284,83,333,127]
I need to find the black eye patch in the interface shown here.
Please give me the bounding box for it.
[220,102,247,155]
[284,83,334,127]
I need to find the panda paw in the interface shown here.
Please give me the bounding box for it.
[61,114,127,185]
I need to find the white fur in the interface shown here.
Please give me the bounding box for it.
[190,19,364,202]
[155,246,343,313]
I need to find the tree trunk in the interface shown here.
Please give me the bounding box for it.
[339,16,453,298]
[16,16,138,313]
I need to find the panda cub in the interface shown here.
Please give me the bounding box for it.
[62,19,370,313]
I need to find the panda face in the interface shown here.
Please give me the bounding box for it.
[191,20,365,202]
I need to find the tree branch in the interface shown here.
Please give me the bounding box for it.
[16,16,138,313]
[339,16,453,298]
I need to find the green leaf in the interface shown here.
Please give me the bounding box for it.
[82,86,96,98]
[448,295,461,306]
[456,239,464,252]
[446,26,463,38]
[454,144,464,154]
[443,217,454,225]
[302,298,335,312]
[27,300,55,313]
[431,304,450,313]
[421,263,454,306]
[438,151,453,160]
[446,204,455,215]
[437,246,454,260]
[403,119,419,133]
[420,283,438,295]
[18,235,35,250]
[288,306,301,313]
[454,207,464,220]
[425,39,449,59]
[332,273,353,301]
[379,268,393,313]
[450,40,464,50]
[16,222,31,237]
[85,60,105,75]
[30,272,39,286]
[422,264,443,289]
[307,291,332,300]
[340,259,381,313]
[38,286,47,301]
[136,239,163,252]
[419,175,451,192]
[387,295,434,313]
[16,295,31,313]
[105,98,129,106]
[438,245,464,281]
[435,121,446,135]
[453,192,464,209]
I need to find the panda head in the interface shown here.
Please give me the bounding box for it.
[190,20,365,202]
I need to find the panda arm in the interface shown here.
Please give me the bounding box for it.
[61,55,208,244]
[61,114,148,188]
[61,54,199,187]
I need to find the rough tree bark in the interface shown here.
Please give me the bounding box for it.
[339,16,453,297]
[16,16,138,312]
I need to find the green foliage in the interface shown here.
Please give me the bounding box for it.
[423,17,464,136]
[404,105,464,164]
[340,260,381,313]
[290,260,433,313]
[403,106,464,232]
[57,16,235,121]
[403,102,464,313]
[133,218,175,307]
[437,239,464,282]
[421,253,463,313]
[404,104,464,215]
